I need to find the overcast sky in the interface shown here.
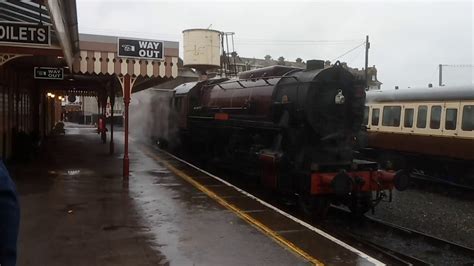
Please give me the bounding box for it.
[77,0,473,90]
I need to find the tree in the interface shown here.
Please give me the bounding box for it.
[264,55,272,61]
[277,56,285,65]
[296,58,303,63]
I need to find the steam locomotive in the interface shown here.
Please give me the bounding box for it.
[166,60,408,217]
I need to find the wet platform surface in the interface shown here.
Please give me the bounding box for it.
[144,148,381,266]
[11,124,310,266]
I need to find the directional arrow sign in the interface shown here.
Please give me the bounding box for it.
[34,67,64,80]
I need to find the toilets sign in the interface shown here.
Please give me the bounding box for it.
[0,22,50,46]
[117,38,164,60]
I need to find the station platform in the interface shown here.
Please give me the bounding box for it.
[11,123,381,266]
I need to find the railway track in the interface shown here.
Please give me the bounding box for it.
[409,171,474,201]
[410,171,474,191]
[322,207,474,265]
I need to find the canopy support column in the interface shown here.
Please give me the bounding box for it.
[118,74,136,180]
[109,82,115,155]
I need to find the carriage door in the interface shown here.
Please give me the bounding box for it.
[368,104,382,132]
[401,104,416,134]
[442,102,460,137]
[458,101,474,139]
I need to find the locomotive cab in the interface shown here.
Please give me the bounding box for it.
[172,81,198,130]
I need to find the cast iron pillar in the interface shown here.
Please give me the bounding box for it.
[109,82,115,155]
[119,74,135,180]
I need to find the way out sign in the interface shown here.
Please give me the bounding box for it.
[117,38,164,60]
[34,67,64,80]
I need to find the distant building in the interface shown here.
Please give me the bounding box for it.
[341,63,382,90]
[222,55,306,74]
[220,55,382,90]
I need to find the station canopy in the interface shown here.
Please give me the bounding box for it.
[1,0,182,98]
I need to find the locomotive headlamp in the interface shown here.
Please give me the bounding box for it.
[335,89,345,104]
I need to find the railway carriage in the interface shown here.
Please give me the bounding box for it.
[363,85,474,185]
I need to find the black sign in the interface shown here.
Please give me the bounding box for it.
[117,38,164,60]
[0,22,50,46]
[34,67,63,80]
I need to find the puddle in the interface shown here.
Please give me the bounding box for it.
[152,182,182,187]
[102,225,150,231]
[148,170,171,177]
[59,202,88,213]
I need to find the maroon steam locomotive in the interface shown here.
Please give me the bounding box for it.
[167,60,408,217]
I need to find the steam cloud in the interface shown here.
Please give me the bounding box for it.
[129,88,179,146]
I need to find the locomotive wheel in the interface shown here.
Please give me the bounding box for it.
[298,193,330,220]
[349,193,372,217]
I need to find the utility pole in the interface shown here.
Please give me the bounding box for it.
[438,64,473,86]
[364,35,370,89]
[439,64,443,86]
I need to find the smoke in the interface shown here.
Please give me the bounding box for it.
[130,88,178,145]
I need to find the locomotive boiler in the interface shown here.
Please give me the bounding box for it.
[167,60,408,217]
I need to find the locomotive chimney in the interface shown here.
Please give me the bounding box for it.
[306,60,325,70]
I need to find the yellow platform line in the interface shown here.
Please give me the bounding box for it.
[142,147,323,266]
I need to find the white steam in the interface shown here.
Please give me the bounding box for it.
[130,88,178,145]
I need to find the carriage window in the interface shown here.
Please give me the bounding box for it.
[445,108,457,130]
[382,106,401,127]
[462,105,474,131]
[417,105,427,128]
[404,108,414,128]
[363,106,369,125]
[430,105,442,129]
[371,108,380,126]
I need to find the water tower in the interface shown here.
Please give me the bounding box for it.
[182,29,221,79]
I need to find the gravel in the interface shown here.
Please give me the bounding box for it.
[367,186,474,249]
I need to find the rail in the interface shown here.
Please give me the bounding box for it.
[324,206,474,265]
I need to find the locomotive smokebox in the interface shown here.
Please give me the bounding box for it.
[306,60,325,70]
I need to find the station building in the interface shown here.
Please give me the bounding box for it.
[0,0,187,163]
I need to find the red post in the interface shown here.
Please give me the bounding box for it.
[123,74,131,180]
[109,84,115,155]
